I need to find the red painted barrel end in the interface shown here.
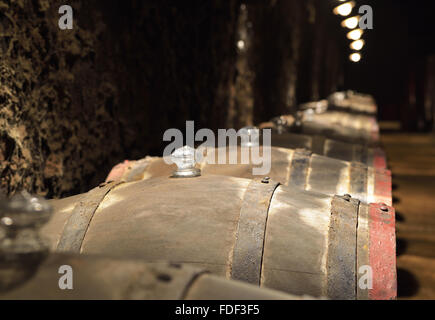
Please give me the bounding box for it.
[373,147,387,170]
[374,168,393,206]
[105,160,130,182]
[369,203,397,300]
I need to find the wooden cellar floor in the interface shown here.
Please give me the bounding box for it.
[381,133,435,299]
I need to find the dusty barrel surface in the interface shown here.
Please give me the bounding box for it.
[262,111,380,146]
[269,132,387,169]
[300,111,380,145]
[0,254,300,300]
[328,91,378,115]
[105,146,392,206]
[44,176,397,299]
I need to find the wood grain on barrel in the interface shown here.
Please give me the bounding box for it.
[104,146,391,205]
[270,132,386,168]
[0,254,301,300]
[326,196,359,300]
[287,149,311,189]
[300,111,379,146]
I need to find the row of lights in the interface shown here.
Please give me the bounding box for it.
[333,1,365,63]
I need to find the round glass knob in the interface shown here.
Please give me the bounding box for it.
[171,146,201,178]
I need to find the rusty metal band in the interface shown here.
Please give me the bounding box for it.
[326,195,360,300]
[287,149,312,188]
[310,135,326,155]
[57,181,124,253]
[356,203,370,300]
[349,162,369,203]
[230,179,280,285]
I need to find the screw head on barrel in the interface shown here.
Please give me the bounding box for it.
[261,177,270,184]
[380,204,389,212]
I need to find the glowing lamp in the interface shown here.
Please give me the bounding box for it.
[350,53,361,62]
[347,28,364,40]
[333,1,356,17]
[350,39,365,51]
[341,16,360,29]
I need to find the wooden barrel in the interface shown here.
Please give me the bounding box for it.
[269,132,387,169]
[300,111,380,145]
[260,111,380,145]
[328,91,378,115]
[0,253,301,300]
[43,175,397,299]
[105,146,392,206]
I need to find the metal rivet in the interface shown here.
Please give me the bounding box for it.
[380,204,389,212]
[343,194,352,201]
[261,177,270,184]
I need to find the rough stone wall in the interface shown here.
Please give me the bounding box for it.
[0,0,240,198]
[0,0,123,197]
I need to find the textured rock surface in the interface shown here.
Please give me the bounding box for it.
[0,0,240,198]
[0,0,123,197]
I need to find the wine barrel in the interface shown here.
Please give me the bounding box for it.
[105,146,392,206]
[328,91,378,115]
[43,175,397,299]
[301,111,380,145]
[260,110,380,146]
[1,253,302,300]
[269,132,387,169]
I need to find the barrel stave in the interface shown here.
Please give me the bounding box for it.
[262,186,332,297]
[106,146,390,205]
[81,177,249,276]
[0,253,304,300]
